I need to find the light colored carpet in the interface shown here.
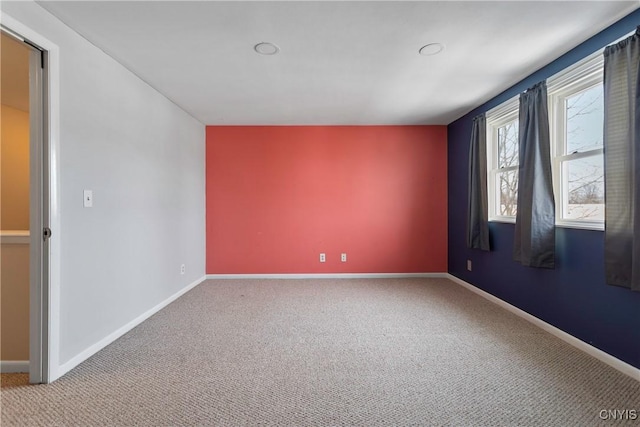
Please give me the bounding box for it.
[1,373,29,388]
[1,278,638,426]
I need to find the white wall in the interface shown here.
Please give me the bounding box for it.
[1,1,205,373]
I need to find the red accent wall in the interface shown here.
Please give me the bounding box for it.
[206,126,447,274]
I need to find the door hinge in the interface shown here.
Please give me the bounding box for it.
[43,227,52,241]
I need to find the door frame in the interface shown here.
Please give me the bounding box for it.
[1,13,61,383]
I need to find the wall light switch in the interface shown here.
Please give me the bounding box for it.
[467,260,472,271]
[83,190,93,208]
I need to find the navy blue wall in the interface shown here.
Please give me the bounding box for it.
[448,10,640,369]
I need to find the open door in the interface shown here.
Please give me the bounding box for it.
[0,25,50,384]
[27,35,50,384]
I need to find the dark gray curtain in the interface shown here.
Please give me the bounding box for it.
[603,28,640,291]
[467,114,490,251]
[513,82,555,268]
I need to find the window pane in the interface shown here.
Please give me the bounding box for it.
[565,84,603,153]
[563,155,604,221]
[497,120,519,168]
[497,170,518,217]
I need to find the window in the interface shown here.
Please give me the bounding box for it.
[548,55,604,228]
[487,98,519,222]
[486,52,605,230]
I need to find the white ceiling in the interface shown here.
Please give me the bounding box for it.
[37,1,639,125]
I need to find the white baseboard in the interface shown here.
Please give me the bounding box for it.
[446,274,640,382]
[57,275,206,378]
[1,360,29,373]
[206,273,448,280]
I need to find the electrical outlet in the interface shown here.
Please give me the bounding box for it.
[180,264,186,275]
[467,260,472,271]
[319,253,326,263]
[341,253,347,262]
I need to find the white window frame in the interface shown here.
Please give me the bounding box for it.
[486,97,519,223]
[486,52,606,230]
[548,52,605,230]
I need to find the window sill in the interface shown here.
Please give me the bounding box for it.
[556,221,604,231]
[489,219,604,231]
[489,218,516,224]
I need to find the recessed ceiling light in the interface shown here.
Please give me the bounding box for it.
[419,43,444,56]
[254,42,280,55]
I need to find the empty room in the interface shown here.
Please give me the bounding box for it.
[1,1,639,426]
